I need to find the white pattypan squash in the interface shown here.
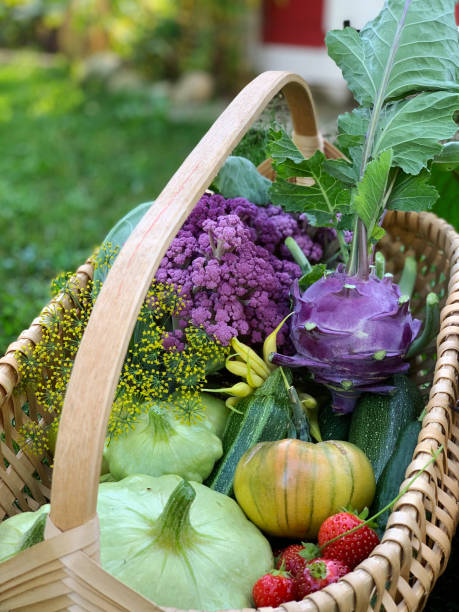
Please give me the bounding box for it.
[97,474,273,610]
[0,504,49,563]
[104,394,228,482]
[0,475,273,611]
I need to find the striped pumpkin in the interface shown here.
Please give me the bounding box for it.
[233,438,375,538]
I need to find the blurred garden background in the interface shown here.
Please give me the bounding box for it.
[0,2,457,606]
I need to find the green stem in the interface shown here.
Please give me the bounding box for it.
[279,367,312,442]
[381,168,399,210]
[359,1,411,176]
[299,393,322,442]
[288,385,312,443]
[375,251,386,279]
[347,216,360,276]
[318,444,443,553]
[357,221,369,279]
[337,231,350,264]
[148,406,175,441]
[284,237,312,274]
[406,293,440,359]
[349,1,411,280]
[156,480,196,550]
[398,256,417,299]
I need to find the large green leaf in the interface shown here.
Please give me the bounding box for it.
[432,141,459,172]
[93,201,153,292]
[269,150,352,225]
[387,170,439,211]
[431,166,459,229]
[212,156,271,205]
[326,0,459,107]
[267,123,305,164]
[352,150,392,235]
[338,91,459,174]
[323,157,358,185]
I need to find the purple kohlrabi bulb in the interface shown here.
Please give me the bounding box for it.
[271,267,422,414]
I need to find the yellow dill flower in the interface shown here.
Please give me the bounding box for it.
[18,421,50,456]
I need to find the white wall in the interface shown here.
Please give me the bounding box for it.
[324,0,385,31]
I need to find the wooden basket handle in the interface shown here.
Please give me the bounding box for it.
[50,71,324,531]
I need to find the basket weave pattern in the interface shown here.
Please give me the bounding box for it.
[0,72,458,611]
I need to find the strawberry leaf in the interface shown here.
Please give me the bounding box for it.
[270,561,291,578]
[299,543,320,561]
[308,560,327,580]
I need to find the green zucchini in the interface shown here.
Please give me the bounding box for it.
[205,367,292,495]
[318,402,352,441]
[370,419,422,536]
[348,374,424,482]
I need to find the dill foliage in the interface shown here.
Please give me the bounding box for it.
[16,245,228,456]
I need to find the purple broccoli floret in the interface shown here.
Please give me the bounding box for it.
[271,266,421,413]
[156,194,329,348]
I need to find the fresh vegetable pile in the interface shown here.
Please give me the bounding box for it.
[3,0,458,610]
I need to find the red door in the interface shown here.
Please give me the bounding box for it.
[263,1,459,46]
[262,0,326,47]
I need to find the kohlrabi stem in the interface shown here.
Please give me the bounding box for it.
[347,218,368,278]
[358,221,369,279]
[381,168,399,210]
[349,0,411,280]
[406,293,440,359]
[318,444,443,552]
[284,237,312,274]
[375,251,386,279]
[359,1,411,177]
[398,256,417,299]
[347,216,360,276]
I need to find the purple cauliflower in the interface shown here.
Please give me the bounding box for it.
[271,267,421,413]
[155,194,331,348]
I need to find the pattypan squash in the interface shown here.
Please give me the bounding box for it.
[104,394,228,482]
[0,475,273,611]
[98,474,273,609]
[0,504,49,563]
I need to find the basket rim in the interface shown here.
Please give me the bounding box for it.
[1,209,458,612]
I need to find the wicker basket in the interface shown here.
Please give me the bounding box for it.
[0,72,458,612]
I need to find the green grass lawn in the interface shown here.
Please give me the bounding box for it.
[0,53,213,353]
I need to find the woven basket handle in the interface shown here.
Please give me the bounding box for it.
[50,71,324,531]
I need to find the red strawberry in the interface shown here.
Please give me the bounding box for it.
[276,543,319,577]
[252,569,296,607]
[295,558,349,598]
[276,544,305,575]
[318,511,380,570]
